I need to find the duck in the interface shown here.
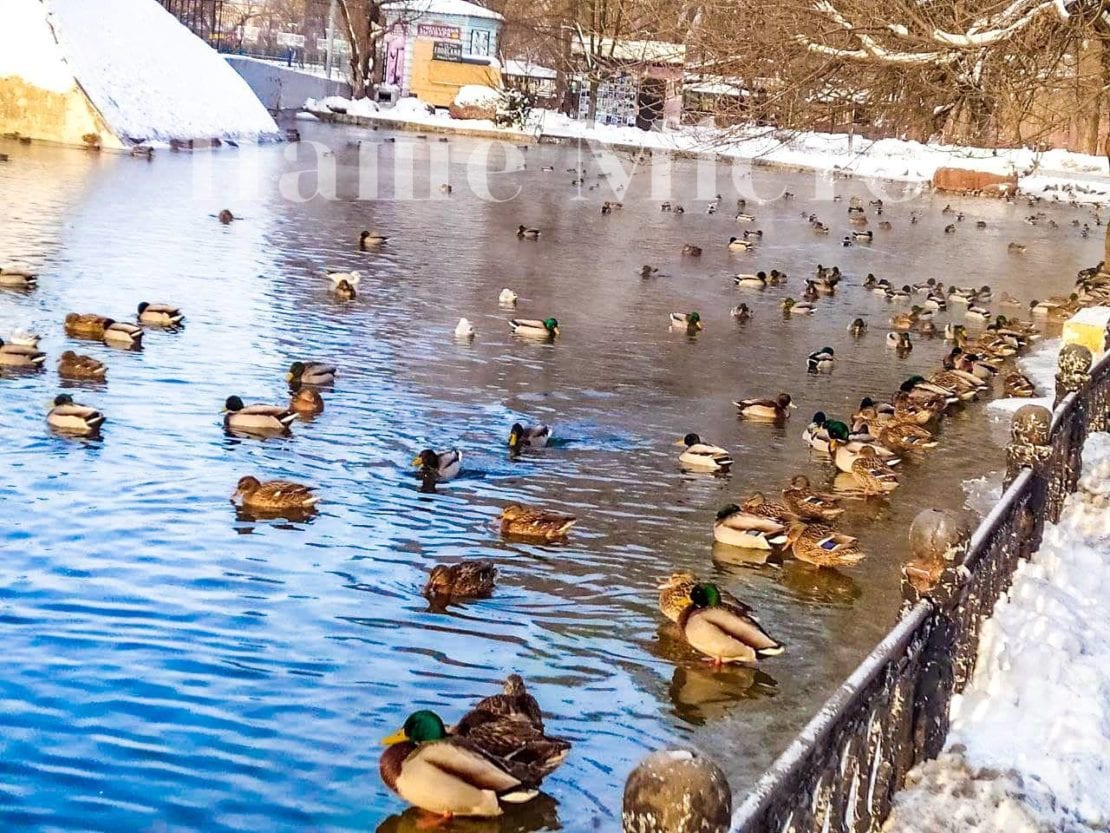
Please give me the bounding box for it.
[681,244,703,257]
[731,303,752,321]
[0,266,38,288]
[499,288,519,305]
[6,329,40,347]
[848,446,900,494]
[945,323,968,344]
[713,504,789,550]
[878,422,937,453]
[728,237,755,252]
[812,221,830,234]
[887,332,912,351]
[802,281,820,302]
[136,302,184,326]
[57,350,106,379]
[423,561,497,603]
[326,269,362,288]
[781,298,815,315]
[46,394,105,436]
[64,314,144,346]
[223,395,297,434]
[735,393,794,420]
[455,318,475,339]
[508,422,551,455]
[742,492,798,526]
[736,212,757,222]
[851,230,873,242]
[878,221,893,230]
[380,710,539,817]
[965,305,991,320]
[743,229,763,239]
[781,475,844,521]
[334,279,356,300]
[768,269,788,284]
[287,378,324,413]
[510,317,559,339]
[413,449,462,482]
[1008,242,1027,254]
[676,433,732,471]
[287,361,336,386]
[678,583,783,665]
[639,265,659,279]
[785,522,865,568]
[848,318,867,336]
[826,422,900,471]
[853,397,895,426]
[500,503,576,541]
[670,312,703,330]
[218,209,235,224]
[1003,372,1036,398]
[807,346,835,372]
[923,293,947,311]
[516,225,541,239]
[802,412,850,454]
[0,338,46,368]
[232,475,319,516]
[658,572,747,623]
[734,271,767,288]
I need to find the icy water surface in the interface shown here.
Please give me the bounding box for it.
[0,123,1098,832]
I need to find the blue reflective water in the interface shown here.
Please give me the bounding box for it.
[0,123,1096,832]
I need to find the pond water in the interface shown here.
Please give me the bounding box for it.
[0,123,1099,833]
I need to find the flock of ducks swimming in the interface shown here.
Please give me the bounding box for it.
[5,178,1110,821]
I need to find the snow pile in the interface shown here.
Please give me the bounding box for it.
[0,0,72,92]
[987,339,1058,417]
[889,433,1110,832]
[43,0,279,144]
[453,84,502,109]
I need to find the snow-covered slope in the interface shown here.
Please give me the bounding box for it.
[0,0,279,147]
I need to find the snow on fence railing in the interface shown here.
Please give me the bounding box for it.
[730,334,1110,833]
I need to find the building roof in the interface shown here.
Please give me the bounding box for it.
[571,37,685,66]
[502,59,557,80]
[380,0,504,22]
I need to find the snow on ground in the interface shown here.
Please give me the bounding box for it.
[888,432,1110,833]
[453,84,501,108]
[305,96,1110,201]
[0,0,73,93]
[39,0,279,144]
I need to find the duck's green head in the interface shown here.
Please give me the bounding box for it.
[687,312,702,329]
[811,411,827,426]
[137,302,150,315]
[716,503,741,521]
[690,582,722,608]
[53,394,74,407]
[382,710,447,745]
[288,361,306,381]
[544,317,560,335]
[223,395,245,412]
[509,422,525,453]
[826,419,851,445]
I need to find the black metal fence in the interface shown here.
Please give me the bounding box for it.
[159,0,227,50]
[730,338,1110,833]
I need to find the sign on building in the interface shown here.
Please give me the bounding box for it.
[241,24,260,43]
[432,40,463,62]
[316,38,350,54]
[418,23,460,40]
[276,32,306,48]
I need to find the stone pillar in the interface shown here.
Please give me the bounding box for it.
[1004,404,1053,490]
[901,509,970,765]
[623,750,731,833]
[1054,343,1093,408]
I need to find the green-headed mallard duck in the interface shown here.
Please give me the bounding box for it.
[0,338,46,368]
[670,312,702,330]
[802,411,847,453]
[57,350,106,379]
[728,237,755,252]
[223,395,296,434]
[826,422,899,473]
[232,475,319,516]
[848,318,867,336]
[713,504,788,550]
[735,393,794,421]
[423,561,497,602]
[500,503,576,541]
[676,433,732,471]
[807,346,834,373]
[137,302,184,326]
[731,303,752,321]
[734,271,767,288]
[413,449,462,481]
[786,522,864,568]
[287,361,336,386]
[848,445,900,494]
[360,231,388,248]
[887,331,912,351]
[681,244,702,257]
[678,583,783,665]
[47,393,104,435]
[0,266,38,288]
[509,317,559,339]
[781,298,815,314]
[782,475,844,521]
[509,422,551,455]
[1004,372,1037,397]
[659,572,746,622]
[380,710,538,817]
[517,225,541,239]
[852,397,895,426]
[289,383,324,414]
[452,675,570,780]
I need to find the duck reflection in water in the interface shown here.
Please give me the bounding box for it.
[778,560,862,606]
[669,662,778,726]
[375,792,562,833]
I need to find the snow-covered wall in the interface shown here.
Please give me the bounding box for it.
[0,0,280,148]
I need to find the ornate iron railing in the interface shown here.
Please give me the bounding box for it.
[730,338,1110,833]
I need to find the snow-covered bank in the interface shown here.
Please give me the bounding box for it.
[888,432,1110,833]
[1,0,279,147]
[305,95,1110,202]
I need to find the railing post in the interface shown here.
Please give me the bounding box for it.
[900,509,970,769]
[1054,344,1092,508]
[1005,403,1054,520]
[623,749,731,833]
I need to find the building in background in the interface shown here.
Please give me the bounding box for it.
[502,59,557,108]
[379,0,503,106]
[569,38,685,130]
